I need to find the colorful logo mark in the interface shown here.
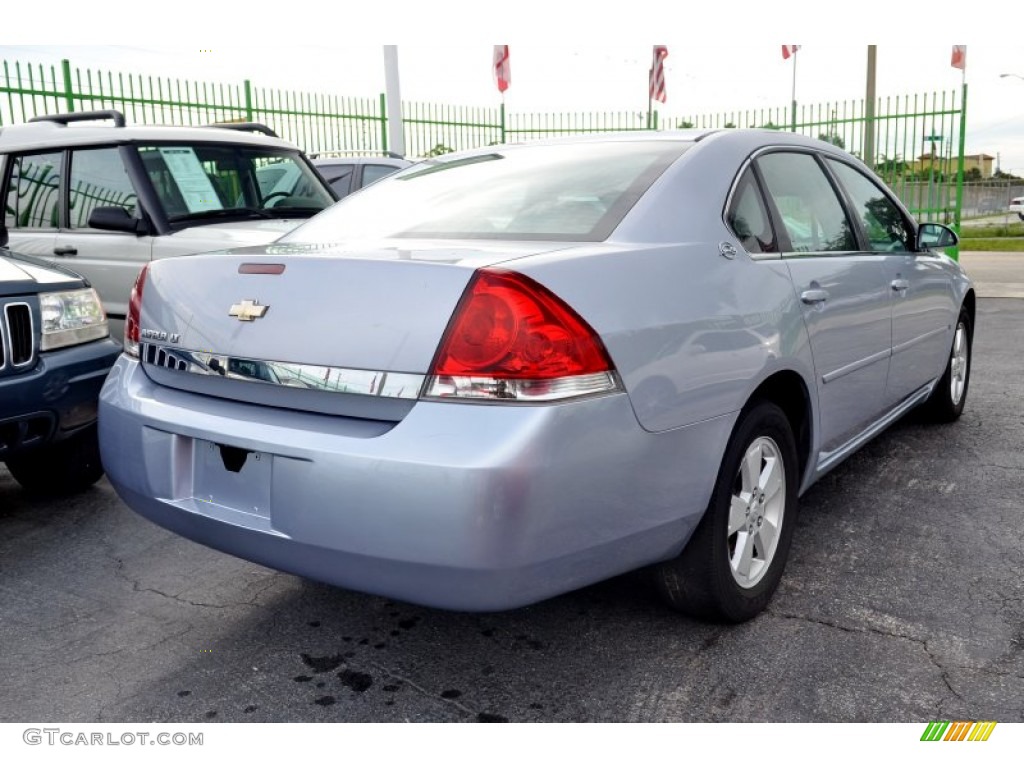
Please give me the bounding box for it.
[921,721,997,742]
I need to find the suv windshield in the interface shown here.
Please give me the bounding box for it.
[282,141,690,243]
[138,144,335,223]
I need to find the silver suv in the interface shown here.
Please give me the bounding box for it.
[0,111,337,338]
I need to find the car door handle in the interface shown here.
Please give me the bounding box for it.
[891,278,910,293]
[53,246,78,256]
[800,289,829,305]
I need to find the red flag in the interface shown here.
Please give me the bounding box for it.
[782,45,800,60]
[951,45,966,70]
[649,45,668,103]
[493,45,511,94]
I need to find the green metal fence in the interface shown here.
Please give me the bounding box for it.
[1,56,967,228]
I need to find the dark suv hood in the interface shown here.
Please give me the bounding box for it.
[0,249,86,296]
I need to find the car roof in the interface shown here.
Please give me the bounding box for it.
[411,128,848,162]
[0,116,302,154]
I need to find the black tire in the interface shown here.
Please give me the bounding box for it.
[922,307,972,423]
[654,400,799,623]
[5,424,105,495]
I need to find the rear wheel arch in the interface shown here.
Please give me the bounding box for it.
[745,370,813,485]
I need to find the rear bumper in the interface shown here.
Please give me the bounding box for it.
[0,338,121,459]
[99,356,734,611]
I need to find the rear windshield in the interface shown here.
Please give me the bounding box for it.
[281,140,690,242]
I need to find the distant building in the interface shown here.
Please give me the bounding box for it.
[911,152,995,177]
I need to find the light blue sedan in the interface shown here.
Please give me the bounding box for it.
[99,130,974,622]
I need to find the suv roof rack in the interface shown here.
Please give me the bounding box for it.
[309,149,404,160]
[206,122,279,137]
[29,110,127,128]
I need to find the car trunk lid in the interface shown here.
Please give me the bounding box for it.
[137,240,575,419]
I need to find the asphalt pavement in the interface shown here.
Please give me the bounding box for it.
[1,256,1021,723]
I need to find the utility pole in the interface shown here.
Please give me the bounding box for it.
[864,46,877,169]
[383,46,405,157]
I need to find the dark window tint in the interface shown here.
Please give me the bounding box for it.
[5,152,62,229]
[727,167,777,253]
[757,152,856,253]
[318,164,355,197]
[826,159,911,252]
[69,148,137,228]
[362,164,400,188]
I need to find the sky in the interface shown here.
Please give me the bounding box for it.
[3,5,1023,172]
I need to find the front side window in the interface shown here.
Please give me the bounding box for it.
[136,144,334,223]
[283,141,690,243]
[5,152,63,230]
[69,147,138,228]
[757,152,856,253]
[826,159,912,252]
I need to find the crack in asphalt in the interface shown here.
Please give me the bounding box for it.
[96,677,126,722]
[768,610,963,706]
[107,553,278,610]
[364,660,477,720]
[22,622,196,678]
[774,608,1024,710]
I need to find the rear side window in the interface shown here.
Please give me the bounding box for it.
[727,167,777,254]
[69,147,138,228]
[362,164,400,187]
[316,164,355,198]
[5,152,63,230]
[757,152,856,253]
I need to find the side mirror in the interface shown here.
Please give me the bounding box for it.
[88,206,148,236]
[917,223,959,251]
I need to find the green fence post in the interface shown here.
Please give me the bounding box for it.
[244,79,253,122]
[61,59,74,113]
[379,93,388,153]
[951,82,967,261]
[500,101,506,144]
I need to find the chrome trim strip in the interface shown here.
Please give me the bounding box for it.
[782,250,864,260]
[820,347,891,384]
[5,302,34,368]
[815,381,934,477]
[140,343,425,400]
[892,325,949,356]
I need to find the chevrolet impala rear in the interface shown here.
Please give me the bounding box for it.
[98,138,746,610]
[102,132,966,618]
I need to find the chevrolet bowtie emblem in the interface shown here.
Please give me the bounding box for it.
[229,299,269,321]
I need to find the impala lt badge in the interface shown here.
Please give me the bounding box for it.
[140,329,180,343]
[229,299,269,321]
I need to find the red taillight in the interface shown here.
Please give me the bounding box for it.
[426,269,617,401]
[124,264,148,357]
